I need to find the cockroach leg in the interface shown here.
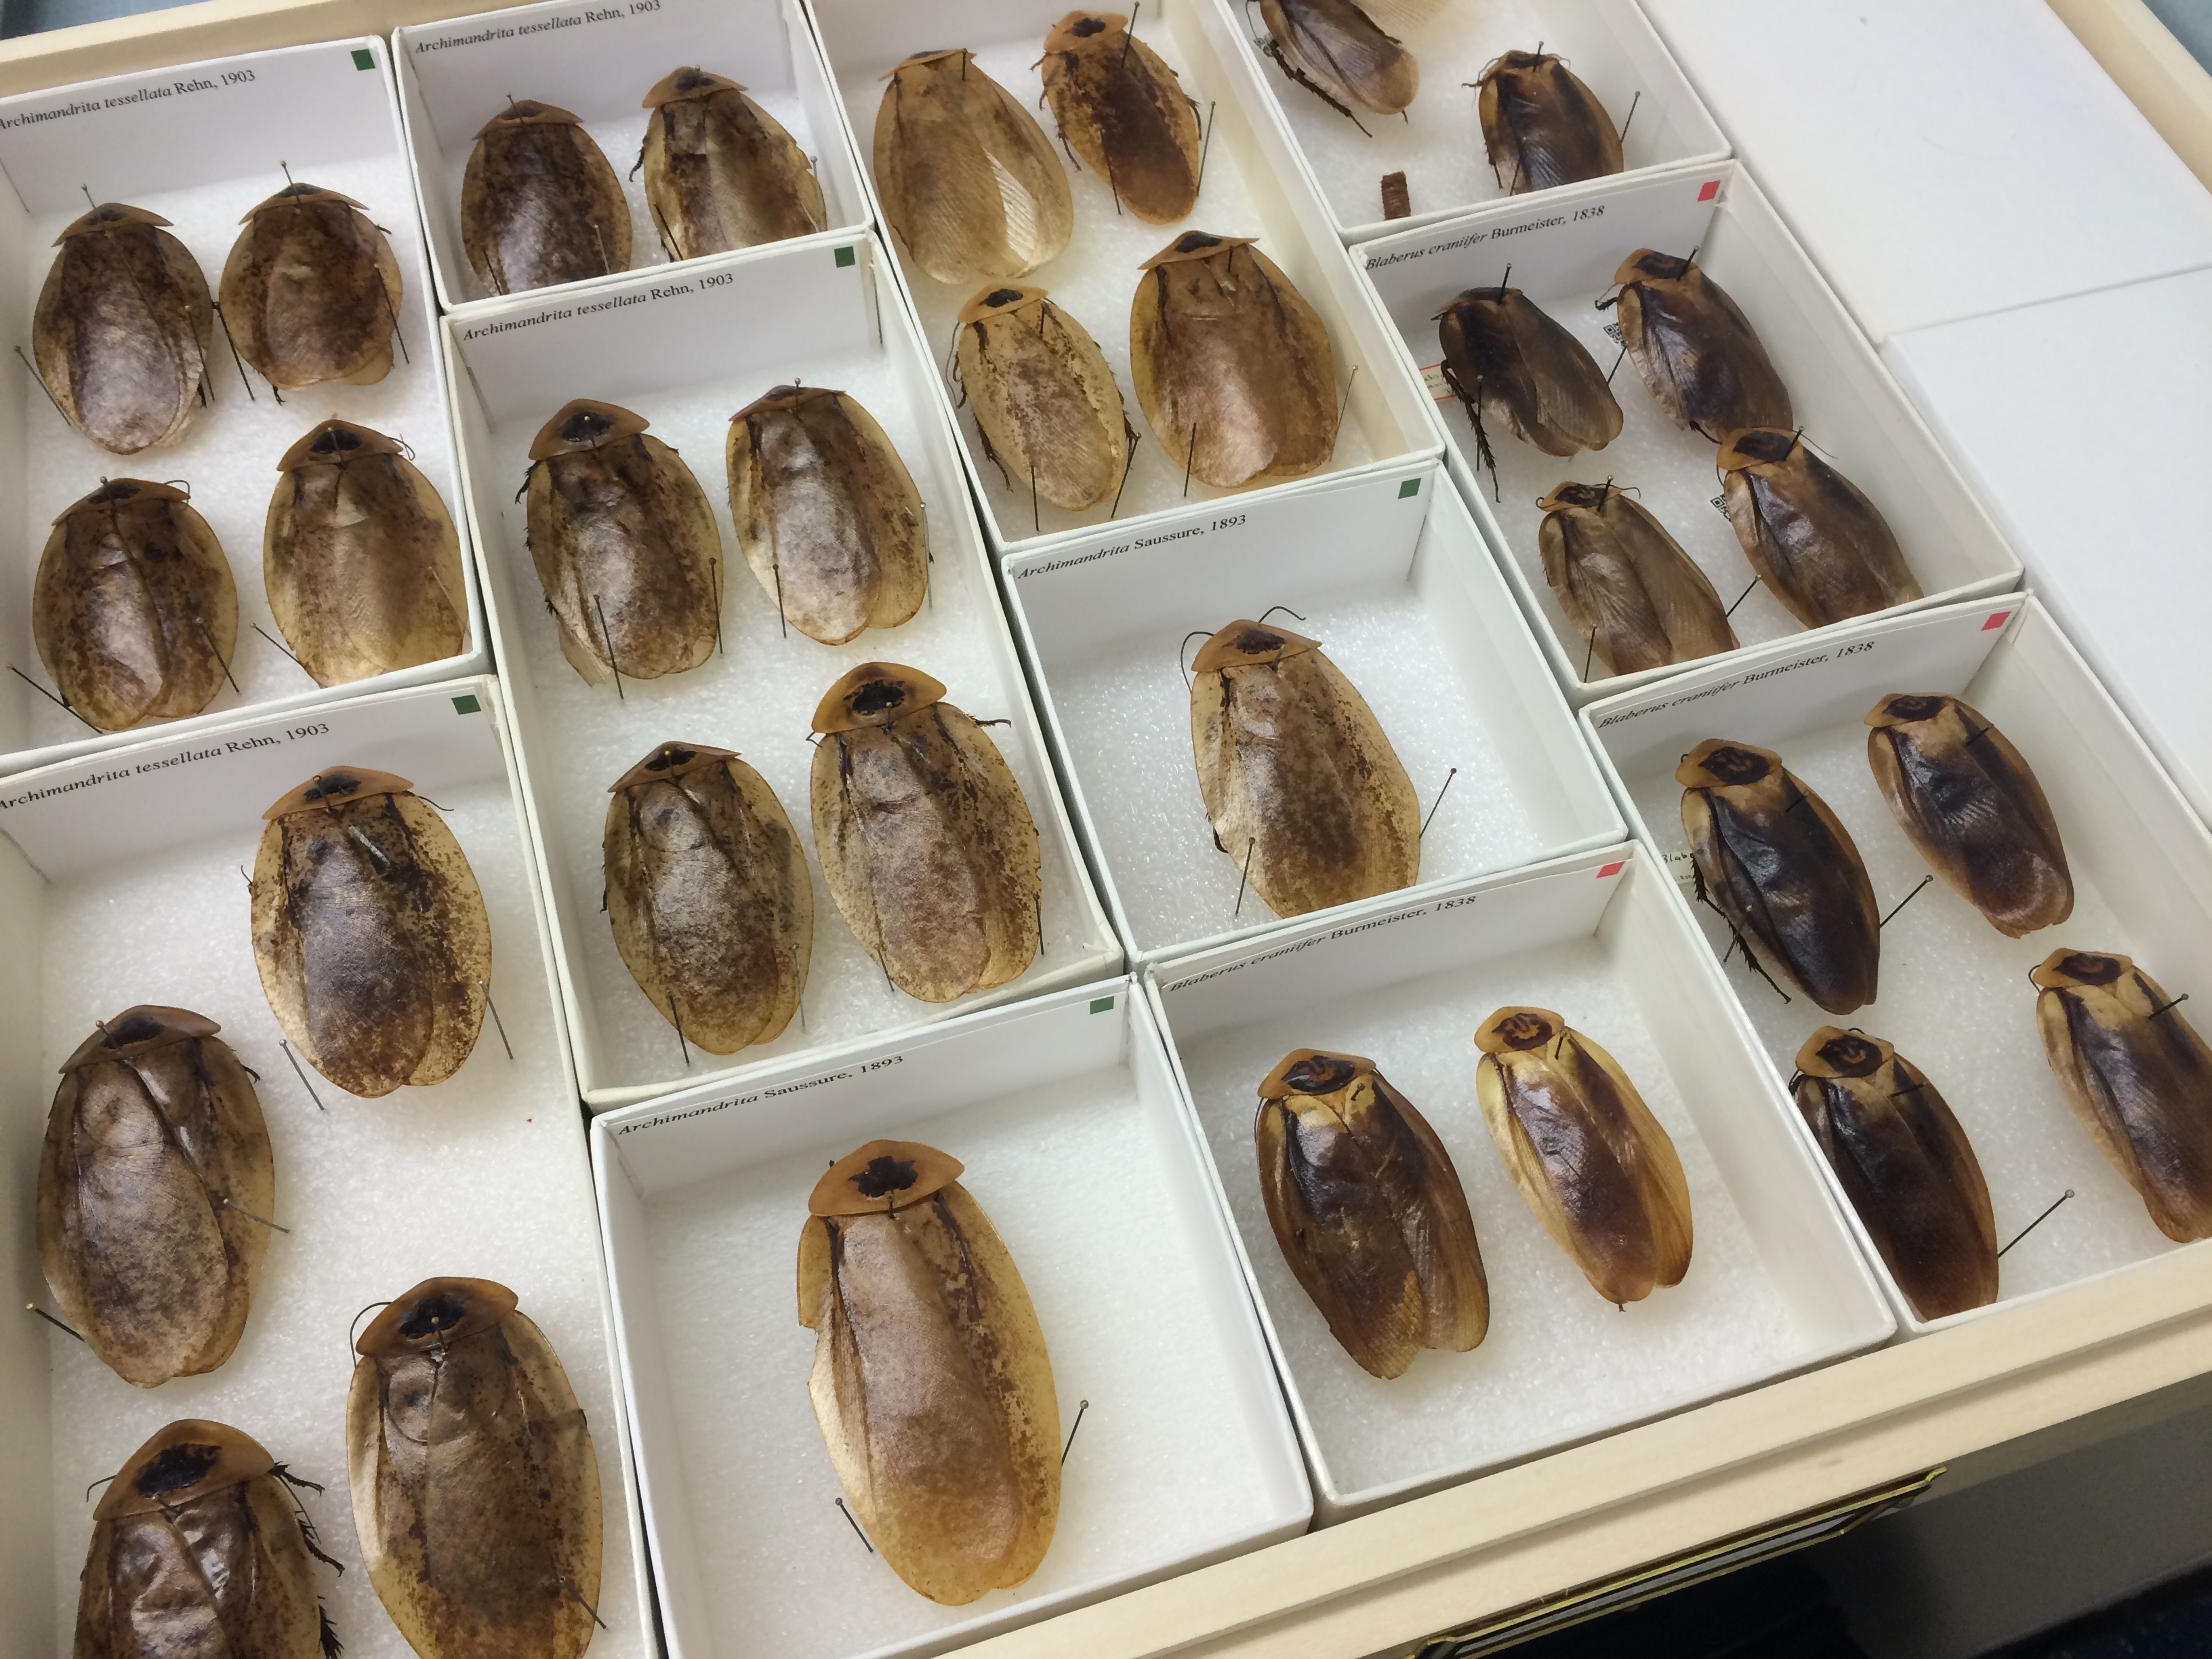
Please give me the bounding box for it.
[834,1496,876,1553]
[1878,874,1933,928]
[1061,1398,1091,1465]
[220,1196,291,1234]
[1420,767,1460,837]
[1267,40,1371,134]
[7,664,99,731]
[1998,1189,2074,1257]
[1723,576,1761,619]
[279,1040,329,1112]
[13,344,70,422]
[27,1302,87,1343]
[480,980,516,1060]
[1233,837,1256,918]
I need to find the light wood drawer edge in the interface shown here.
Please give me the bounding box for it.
[2050,0,2212,190]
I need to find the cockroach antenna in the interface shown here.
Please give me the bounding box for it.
[1179,629,1210,690]
[1256,604,1307,626]
[347,1299,393,1355]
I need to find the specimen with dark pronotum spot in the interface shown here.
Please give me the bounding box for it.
[220,182,404,390]
[1718,428,1921,628]
[1040,11,1202,224]
[1436,283,1622,488]
[799,1140,1059,1605]
[1605,249,1791,440]
[954,284,1130,512]
[1256,0,1418,121]
[1473,49,1624,195]
[463,100,632,295]
[638,66,826,260]
[1537,480,1735,676]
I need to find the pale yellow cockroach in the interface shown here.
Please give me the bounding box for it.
[954,285,1130,514]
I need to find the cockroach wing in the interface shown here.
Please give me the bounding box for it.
[1719,432,1920,628]
[1258,0,1418,116]
[1539,489,1734,676]
[1040,18,1202,224]
[1616,257,1791,439]
[463,108,632,295]
[640,77,826,258]
[1477,54,1623,194]
[218,193,405,390]
[1437,291,1622,465]
[33,213,212,454]
[956,293,1130,511]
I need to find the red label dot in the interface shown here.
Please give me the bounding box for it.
[1597,861,1625,878]
[1982,611,2011,631]
[1697,180,1721,202]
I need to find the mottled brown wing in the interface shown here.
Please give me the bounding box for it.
[874,57,1073,284]
[1480,59,1622,194]
[1724,450,1919,628]
[462,124,632,295]
[1540,497,1731,677]
[1261,0,1418,115]
[1503,292,1624,453]
[1366,1075,1490,1353]
[958,304,1129,510]
[1564,1029,1693,1290]
[33,224,209,454]
[641,89,823,258]
[1042,30,1201,224]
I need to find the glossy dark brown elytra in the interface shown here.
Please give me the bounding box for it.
[1257,0,1418,123]
[1473,49,1624,195]
[1606,249,1791,440]
[1435,284,1621,493]
[1718,428,1921,628]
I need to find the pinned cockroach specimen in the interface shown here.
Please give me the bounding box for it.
[1256,0,1418,126]
[638,67,826,260]
[350,1278,602,1659]
[1790,1027,1997,1320]
[1436,283,1621,490]
[1254,1049,1488,1378]
[875,50,1073,285]
[38,1007,273,1388]
[1678,738,1880,1014]
[605,741,813,1055]
[525,398,722,687]
[799,1140,1059,1605]
[1866,693,2071,938]
[1474,49,1624,195]
[76,1420,341,1659]
[251,769,491,1097]
[1189,619,1418,918]
[1603,249,1792,441]
[32,202,211,454]
[1538,481,1735,677]
[219,181,404,391]
[35,478,237,733]
[954,285,1130,512]
[1130,232,1338,489]
[811,663,1042,1002]
[464,100,632,295]
[725,385,928,645]
[1040,12,1202,224]
[1719,429,1921,628]
[265,418,466,687]
[2032,949,2212,1242]
[1475,1007,1693,1305]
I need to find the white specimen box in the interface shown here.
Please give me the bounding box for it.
[0,39,484,779]
[1581,596,2212,1336]
[395,0,870,314]
[0,676,651,1659]
[998,468,1622,962]
[804,0,1440,558]
[1354,161,2021,703]
[591,976,1311,1659]
[438,232,1121,1109]
[1147,842,1893,1523]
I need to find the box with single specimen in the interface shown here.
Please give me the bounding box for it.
[394,0,870,313]
[0,676,654,1658]
[438,231,1122,1111]
[1354,161,2023,703]
[1582,596,2212,1337]
[0,40,485,780]
[591,976,1311,1659]
[1147,842,1893,1523]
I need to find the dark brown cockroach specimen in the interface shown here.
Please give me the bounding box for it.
[1790,1026,1997,1320]
[219,182,404,391]
[1254,1049,1488,1378]
[954,285,1130,512]
[1130,231,1338,489]
[1677,737,1880,1015]
[34,478,237,733]
[605,741,813,1054]
[1436,283,1621,491]
[38,1007,273,1388]
[1866,693,2071,938]
[463,100,632,295]
[1189,619,1418,918]
[1040,12,1202,224]
[1603,249,1792,440]
[811,663,1042,1002]
[2032,949,2212,1242]
[725,384,928,645]
[251,769,491,1098]
[265,418,466,687]
[1718,428,1922,628]
[524,398,722,687]
[350,1278,602,1659]
[1537,481,1735,677]
[875,50,1073,285]
[32,202,212,455]
[1473,49,1624,195]
[1256,0,1419,125]
[638,66,826,260]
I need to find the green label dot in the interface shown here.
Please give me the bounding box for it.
[1397,478,1421,498]
[1089,996,1115,1014]
[351,47,375,70]
[452,694,481,716]
[834,246,857,268]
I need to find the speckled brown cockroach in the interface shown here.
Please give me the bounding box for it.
[38,1007,273,1389]
[1473,50,1624,195]
[1603,249,1792,441]
[463,100,632,296]
[251,769,491,1098]
[219,182,404,391]
[1718,429,1922,628]
[954,285,1130,513]
[32,202,212,455]
[1256,0,1418,126]
[799,1140,1059,1605]
[811,663,1042,1003]
[1678,738,1880,1015]
[1436,283,1621,493]
[637,67,826,261]
[265,419,466,687]
[35,478,237,733]
[1538,481,1735,677]
[350,1278,602,1659]
[1040,12,1202,224]
[1254,1049,1488,1378]
[725,384,928,645]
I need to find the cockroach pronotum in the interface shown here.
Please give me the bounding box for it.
[1473,49,1624,196]
[1040,12,1203,224]
[1255,0,1418,125]
[1717,428,1922,628]
[1436,282,1621,493]
[638,66,826,260]
[219,181,404,390]
[463,100,632,295]
[954,284,1131,513]
[1603,248,1792,441]
[1536,481,1735,677]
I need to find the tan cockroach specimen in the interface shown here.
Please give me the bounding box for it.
[638,67,826,260]
[1040,12,1202,224]
[1475,1006,1694,1305]
[1474,49,1624,195]
[265,418,466,687]
[1718,429,1921,628]
[524,398,722,687]
[799,1140,1059,1604]
[38,1007,274,1388]
[954,285,1130,513]
[219,180,405,390]
[725,384,928,645]
[32,201,212,455]
[1130,231,1338,489]
[874,50,1073,285]
[1603,249,1792,440]
[350,1278,602,1659]
[811,663,1042,1003]
[34,478,237,733]
[1256,0,1418,126]
[1537,481,1735,678]
[1435,281,1621,494]
[1255,1049,1488,1378]
[463,100,632,295]
[251,769,491,1098]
